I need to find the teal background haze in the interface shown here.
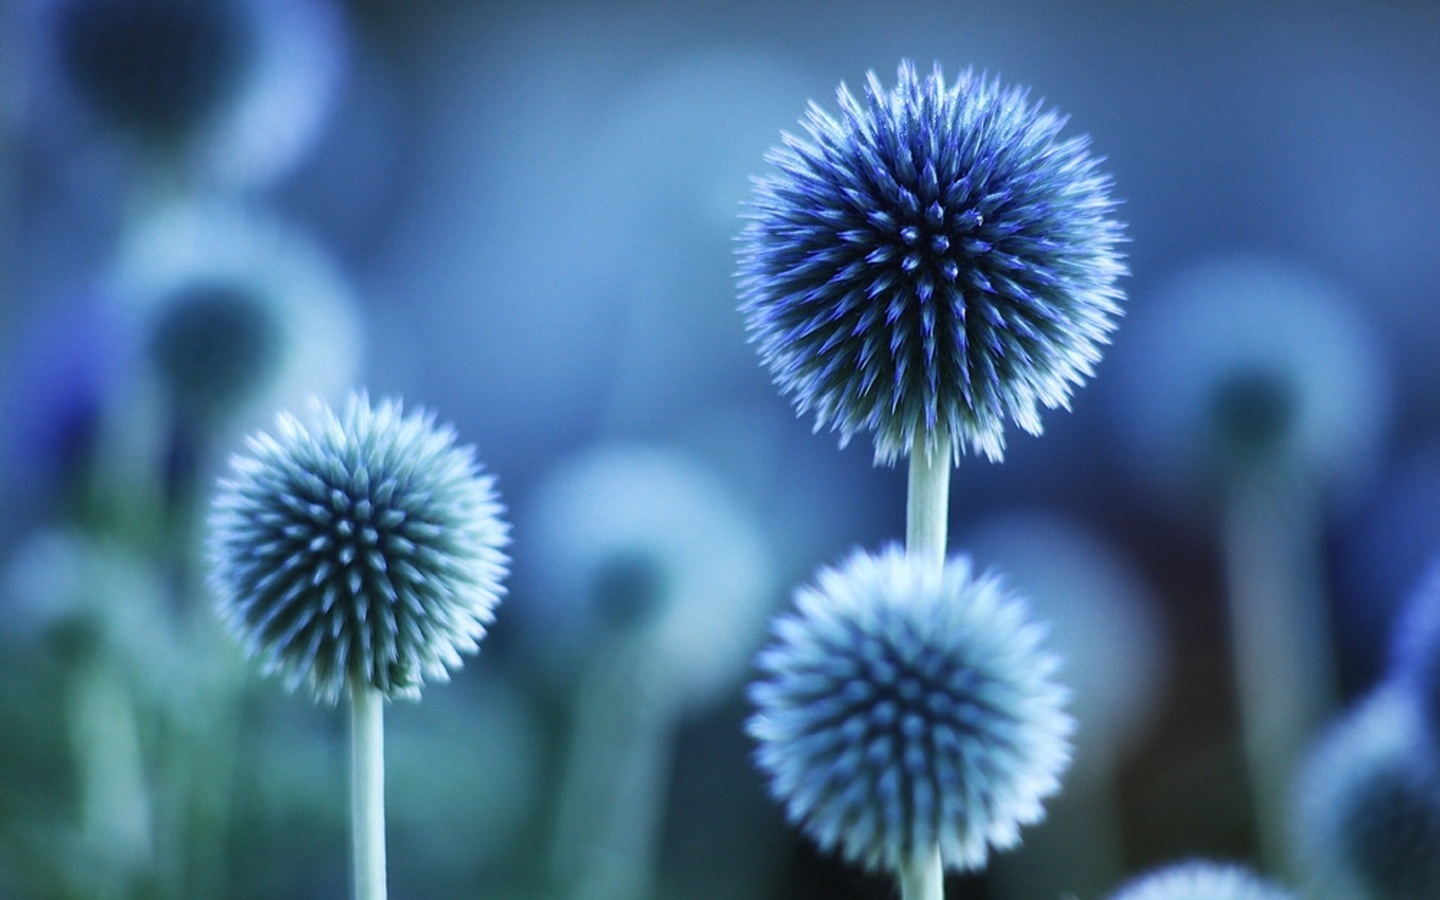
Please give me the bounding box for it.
[2,0,1440,897]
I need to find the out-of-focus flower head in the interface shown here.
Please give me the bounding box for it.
[739,60,1126,464]
[208,392,510,703]
[1292,687,1440,900]
[28,0,345,188]
[116,202,362,430]
[1109,255,1389,507]
[1106,860,1293,900]
[748,545,1072,874]
[961,510,1168,777]
[520,443,775,710]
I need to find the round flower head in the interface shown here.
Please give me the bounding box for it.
[1106,860,1293,900]
[32,0,344,187]
[1109,255,1389,508]
[961,510,1168,776]
[208,392,510,703]
[118,202,362,427]
[1292,688,1440,900]
[738,60,1126,464]
[748,545,1073,874]
[520,443,775,710]
[49,0,256,144]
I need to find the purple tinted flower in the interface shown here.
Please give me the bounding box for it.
[739,61,1125,463]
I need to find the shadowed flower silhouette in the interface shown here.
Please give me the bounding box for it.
[738,60,1125,464]
[1292,688,1440,900]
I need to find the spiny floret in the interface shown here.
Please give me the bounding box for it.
[747,545,1072,874]
[738,60,1126,464]
[208,392,509,703]
[1106,860,1294,900]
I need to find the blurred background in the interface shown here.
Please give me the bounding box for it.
[2,0,1439,897]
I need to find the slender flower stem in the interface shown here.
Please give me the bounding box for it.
[899,846,944,900]
[904,435,951,900]
[349,686,387,900]
[1220,467,1337,877]
[906,434,952,575]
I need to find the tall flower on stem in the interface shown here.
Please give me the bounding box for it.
[208,392,509,900]
[738,60,1126,469]
[738,59,1120,898]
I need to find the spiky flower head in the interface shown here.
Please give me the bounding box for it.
[738,60,1125,464]
[1106,860,1294,900]
[1292,688,1440,900]
[208,392,509,703]
[747,545,1072,874]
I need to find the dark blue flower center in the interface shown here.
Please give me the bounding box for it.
[56,0,254,139]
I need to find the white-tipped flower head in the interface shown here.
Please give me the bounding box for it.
[522,443,774,710]
[1292,688,1440,900]
[1107,860,1293,900]
[748,546,1073,874]
[1110,255,1389,503]
[208,392,509,703]
[739,60,1126,464]
[120,202,362,427]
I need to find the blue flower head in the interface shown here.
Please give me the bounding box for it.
[1107,860,1293,900]
[122,202,363,425]
[521,443,775,711]
[738,61,1126,464]
[1293,688,1440,900]
[32,0,346,187]
[208,392,510,703]
[50,0,256,143]
[747,546,1073,874]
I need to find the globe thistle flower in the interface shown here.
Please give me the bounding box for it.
[521,442,775,710]
[1106,860,1293,900]
[1292,688,1440,900]
[119,202,362,427]
[748,545,1073,874]
[208,392,509,703]
[31,0,344,188]
[738,60,1126,464]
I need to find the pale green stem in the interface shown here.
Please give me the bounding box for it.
[1220,468,1337,877]
[69,655,154,895]
[906,433,952,575]
[549,637,675,900]
[903,434,951,900]
[899,846,944,900]
[350,687,387,900]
